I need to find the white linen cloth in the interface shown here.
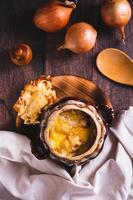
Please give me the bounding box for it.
[0,107,133,200]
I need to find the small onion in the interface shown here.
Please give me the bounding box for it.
[101,0,132,44]
[10,44,32,66]
[33,0,77,33]
[58,22,97,54]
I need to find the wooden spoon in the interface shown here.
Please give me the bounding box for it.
[96,48,133,86]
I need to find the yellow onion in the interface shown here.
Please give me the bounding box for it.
[58,22,97,53]
[33,0,76,33]
[101,0,132,43]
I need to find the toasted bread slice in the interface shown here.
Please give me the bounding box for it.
[14,75,56,125]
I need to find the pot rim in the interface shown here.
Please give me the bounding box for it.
[40,98,106,164]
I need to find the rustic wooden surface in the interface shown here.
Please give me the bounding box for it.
[0,0,133,131]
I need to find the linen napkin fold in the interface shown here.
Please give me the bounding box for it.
[0,107,133,200]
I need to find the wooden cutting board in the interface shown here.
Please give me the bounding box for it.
[51,75,112,108]
[16,75,114,137]
[51,75,114,125]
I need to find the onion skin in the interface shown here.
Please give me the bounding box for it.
[33,0,76,33]
[101,0,132,44]
[58,22,97,54]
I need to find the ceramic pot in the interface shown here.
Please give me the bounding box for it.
[31,97,107,166]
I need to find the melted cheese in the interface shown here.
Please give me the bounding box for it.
[49,109,96,157]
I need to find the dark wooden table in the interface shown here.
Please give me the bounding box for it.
[0,0,133,131]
